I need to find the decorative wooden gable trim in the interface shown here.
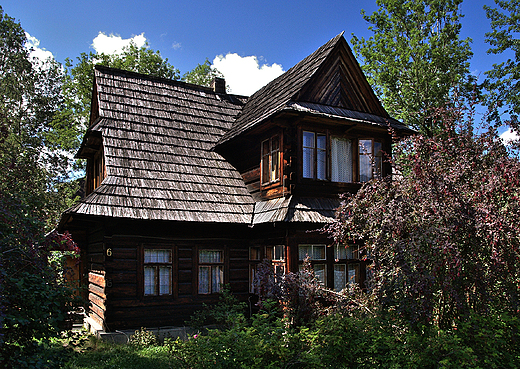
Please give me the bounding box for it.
[89,78,100,127]
[297,37,389,118]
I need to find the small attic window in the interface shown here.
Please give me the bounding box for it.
[86,147,106,195]
[261,136,280,185]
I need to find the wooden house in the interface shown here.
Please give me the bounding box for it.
[58,33,412,333]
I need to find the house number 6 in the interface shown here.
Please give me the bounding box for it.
[106,248,112,257]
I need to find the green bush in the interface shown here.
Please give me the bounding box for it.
[129,327,158,347]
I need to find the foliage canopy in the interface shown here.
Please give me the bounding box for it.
[484,0,520,126]
[326,101,520,329]
[0,6,81,367]
[351,0,475,136]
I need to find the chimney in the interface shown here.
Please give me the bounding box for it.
[211,77,226,94]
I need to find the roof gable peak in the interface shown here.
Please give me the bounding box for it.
[296,36,389,117]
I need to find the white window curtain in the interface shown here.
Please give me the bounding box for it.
[199,250,222,263]
[198,266,210,294]
[331,137,352,182]
[317,134,327,180]
[144,266,156,295]
[299,245,311,260]
[212,266,223,293]
[159,267,172,295]
[299,245,326,260]
[199,250,224,294]
[359,139,373,182]
[314,264,326,285]
[334,264,346,291]
[144,249,171,263]
[144,249,172,296]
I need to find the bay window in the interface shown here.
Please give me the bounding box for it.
[302,131,383,183]
[261,136,280,185]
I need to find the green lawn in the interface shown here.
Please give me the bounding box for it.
[64,344,172,369]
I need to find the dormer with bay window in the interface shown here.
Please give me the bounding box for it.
[76,80,107,196]
[214,32,412,202]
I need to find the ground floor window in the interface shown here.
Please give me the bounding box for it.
[298,244,327,285]
[333,244,365,291]
[266,245,286,277]
[297,244,367,291]
[144,249,172,296]
[198,249,224,294]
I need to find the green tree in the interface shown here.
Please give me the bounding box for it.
[0,6,80,367]
[484,0,519,125]
[351,0,475,136]
[182,58,225,88]
[325,101,520,330]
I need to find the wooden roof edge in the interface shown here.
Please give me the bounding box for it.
[75,117,104,159]
[94,64,249,101]
[283,102,416,134]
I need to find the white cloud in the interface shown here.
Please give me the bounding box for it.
[92,32,147,55]
[25,32,55,65]
[500,128,519,144]
[172,41,182,50]
[212,53,284,96]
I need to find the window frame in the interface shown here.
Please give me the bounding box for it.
[358,138,384,182]
[266,245,286,278]
[301,128,385,184]
[298,244,327,285]
[303,131,327,181]
[198,249,224,295]
[143,248,173,297]
[248,246,261,293]
[261,135,281,186]
[332,244,367,291]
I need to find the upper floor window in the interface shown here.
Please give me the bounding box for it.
[302,131,383,183]
[303,131,326,180]
[144,249,172,296]
[261,136,280,185]
[86,149,106,195]
[331,137,353,182]
[359,140,383,182]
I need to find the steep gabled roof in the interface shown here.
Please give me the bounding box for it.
[66,66,254,223]
[217,33,344,145]
[217,33,408,146]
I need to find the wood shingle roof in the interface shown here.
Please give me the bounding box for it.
[67,66,255,223]
[217,33,344,146]
[63,34,408,228]
[216,32,412,147]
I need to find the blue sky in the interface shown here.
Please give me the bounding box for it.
[2,0,514,137]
